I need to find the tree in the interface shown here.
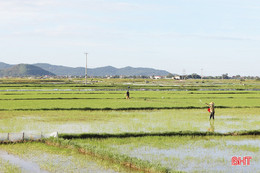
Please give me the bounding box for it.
[187,73,201,79]
[222,73,229,79]
[166,73,174,78]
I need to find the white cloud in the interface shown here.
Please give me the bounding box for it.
[0,0,259,76]
[151,32,259,42]
[0,0,141,33]
[0,0,54,24]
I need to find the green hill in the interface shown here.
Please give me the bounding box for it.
[0,64,55,77]
[34,64,171,77]
[0,62,12,69]
[0,62,172,77]
[34,63,85,76]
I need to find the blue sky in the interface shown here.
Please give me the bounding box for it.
[0,0,259,76]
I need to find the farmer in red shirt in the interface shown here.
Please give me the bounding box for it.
[206,102,215,120]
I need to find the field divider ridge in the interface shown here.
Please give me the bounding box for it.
[1,106,260,111]
[59,130,260,139]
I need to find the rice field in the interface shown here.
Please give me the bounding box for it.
[0,78,259,90]
[0,142,125,172]
[0,78,259,172]
[0,109,259,134]
[70,135,260,172]
[0,90,259,111]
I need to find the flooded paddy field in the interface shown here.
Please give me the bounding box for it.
[0,157,20,173]
[0,142,128,173]
[0,80,259,172]
[0,108,259,134]
[71,135,260,172]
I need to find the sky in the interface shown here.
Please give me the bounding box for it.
[0,0,259,76]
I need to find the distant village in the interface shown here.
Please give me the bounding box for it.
[0,63,259,80]
[2,73,259,81]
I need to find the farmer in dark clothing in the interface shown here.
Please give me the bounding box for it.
[126,86,130,99]
[126,90,130,99]
[206,102,215,120]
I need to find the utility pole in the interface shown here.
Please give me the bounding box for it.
[182,69,186,80]
[85,52,88,85]
[201,68,203,81]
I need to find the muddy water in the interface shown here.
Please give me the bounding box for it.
[0,150,49,172]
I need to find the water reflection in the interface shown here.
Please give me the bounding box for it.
[208,120,215,132]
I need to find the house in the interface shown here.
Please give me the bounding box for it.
[174,75,181,80]
[154,76,162,79]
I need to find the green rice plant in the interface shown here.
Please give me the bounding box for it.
[229,144,259,152]
[67,135,260,172]
[45,137,173,173]
[0,108,259,134]
[0,142,140,173]
[0,158,21,173]
[0,90,259,111]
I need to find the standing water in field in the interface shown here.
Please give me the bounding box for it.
[76,136,260,172]
[0,143,119,173]
[0,150,48,172]
[0,109,259,134]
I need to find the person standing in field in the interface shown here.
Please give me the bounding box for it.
[126,86,130,99]
[206,102,215,120]
[126,90,130,99]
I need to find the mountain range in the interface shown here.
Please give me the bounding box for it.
[0,62,171,77]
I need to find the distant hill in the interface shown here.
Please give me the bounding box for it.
[0,62,172,77]
[0,64,55,77]
[34,63,85,76]
[0,62,13,69]
[118,66,169,76]
[34,64,171,76]
[88,66,170,76]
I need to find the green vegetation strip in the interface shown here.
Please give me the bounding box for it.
[1,106,260,111]
[60,130,260,139]
[44,138,172,173]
